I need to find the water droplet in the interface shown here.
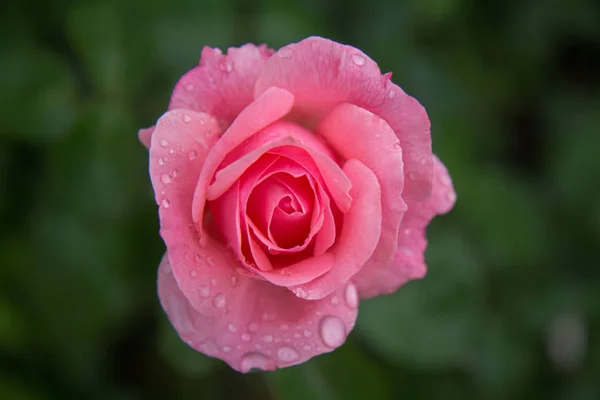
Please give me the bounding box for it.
[440,174,452,186]
[400,247,413,256]
[185,84,194,92]
[230,276,238,287]
[188,150,198,161]
[351,54,366,66]
[409,171,418,180]
[158,158,165,165]
[280,324,289,331]
[248,323,259,333]
[222,345,231,352]
[198,285,209,297]
[330,296,340,306]
[304,330,312,338]
[213,293,226,308]
[190,269,197,278]
[240,352,271,373]
[262,312,276,322]
[194,253,202,264]
[320,316,346,348]
[210,278,217,287]
[294,288,308,299]
[303,344,312,351]
[278,47,293,58]
[446,191,457,203]
[388,89,396,98]
[169,148,175,155]
[404,228,412,236]
[277,346,299,362]
[228,323,237,333]
[420,157,428,165]
[263,334,273,343]
[159,139,168,147]
[172,169,178,178]
[241,333,251,342]
[199,236,208,247]
[200,339,218,355]
[206,257,215,267]
[219,60,233,72]
[345,284,359,309]
[161,173,172,184]
[393,142,401,149]
[161,199,171,208]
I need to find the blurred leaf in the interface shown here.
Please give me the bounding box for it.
[356,228,483,369]
[0,377,48,400]
[0,298,26,350]
[267,341,391,400]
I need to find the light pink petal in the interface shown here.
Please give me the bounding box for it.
[313,198,336,255]
[289,159,382,300]
[255,36,433,202]
[150,110,250,318]
[138,126,155,149]
[192,87,295,228]
[317,103,407,288]
[353,155,456,298]
[169,44,274,128]
[158,253,358,372]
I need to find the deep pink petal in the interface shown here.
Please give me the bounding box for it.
[289,159,382,300]
[138,126,155,149]
[353,156,456,298]
[192,87,295,228]
[158,253,358,372]
[169,44,274,128]
[317,103,407,288]
[255,36,433,202]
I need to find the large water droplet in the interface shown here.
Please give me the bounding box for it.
[188,150,198,161]
[277,346,299,362]
[351,54,366,66]
[158,158,165,166]
[213,293,226,308]
[345,284,358,309]
[240,352,271,373]
[161,199,171,208]
[320,316,346,348]
[161,173,172,184]
[182,114,191,123]
[159,139,168,147]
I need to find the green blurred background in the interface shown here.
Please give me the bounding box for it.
[1,0,599,398]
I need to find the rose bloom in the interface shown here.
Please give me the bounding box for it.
[139,36,456,372]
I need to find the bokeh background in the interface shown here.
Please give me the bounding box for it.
[1,0,599,398]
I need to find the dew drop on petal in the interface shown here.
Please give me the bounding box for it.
[161,199,171,208]
[345,284,359,309]
[388,89,396,98]
[409,171,418,180]
[228,323,237,333]
[190,269,197,278]
[241,333,251,342]
[222,345,231,353]
[212,293,226,308]
[161,173,172,184]
[320,316,347,348]
[277,346,299,362]
[188,150,198,161]
[182,114,191,123]
[330,296,340,306]
[304,330,312,338]
[351,54,366,66]
[198,285,210,297]
[263,334,273,343]
[158,158,165,166]
[240,352,271,373]
[159,139,168,147]
[185,84,194,92]
[303,344,312,351]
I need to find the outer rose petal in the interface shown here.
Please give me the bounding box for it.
[318,103,407,286]
[157,254,359,372]
[353,155,456,298]
[289,159,382,300]
[255,36,433,202]
[169,44,274,128]
[138,126,155,149]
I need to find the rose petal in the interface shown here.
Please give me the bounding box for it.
[255,36,433,202]
[158,253,358,372]
[289,159,382,300]
[353,155,456,298]
[318,103,406,289]
[192,87,295,228]
[138,126,155,149]
[169,44,274,128]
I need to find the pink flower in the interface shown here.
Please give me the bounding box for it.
[139,37,456,372]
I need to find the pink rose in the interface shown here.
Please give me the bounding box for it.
[139,36,456,372]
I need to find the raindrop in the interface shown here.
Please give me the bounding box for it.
[330,296,340,306]
[161,199,171,208]
[303,344,312,351]
[210,278,217,287]
[393,142,401,149]
[320,316,346,348]
[293,333,301,339]
[277,346,299,362]
[183,114,191,123]
[159,139,168,147]
[194,253,202,264]
[404,228,412,236]
[388,89,396,98]
[409,171,418,180]
[240,352,271,373]
[198,285,210,297]
[161,173,172,184]
[185,84,194,92]
[263,334,273,343]
[169,148,175,155]
[351,54,366,66]
[188,150,198,161]
[190,269,197,278]
[304,330,312,338]
[241,333,251,342]
[222,346,231,353]
[230,276,238,287]
[213,293,226,308]
[158,158,165,165]
[345,284,359,309]
[228,323,237,333]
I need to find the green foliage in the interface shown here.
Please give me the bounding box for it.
[1,0,599,399]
